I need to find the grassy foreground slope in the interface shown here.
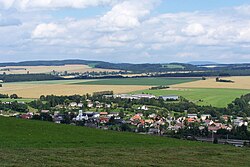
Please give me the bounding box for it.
[136,88,250,108]
[76,77,199,86]
[1,117,250,167]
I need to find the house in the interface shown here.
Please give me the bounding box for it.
[20,113,33,119]
[187,114,198,119]
[148,128,159,134]
[204,120,214,126]
[95,101,103,108]
[221,115,231,122]
[69,102,77,107]
[171,123,184,132]
[138,105,148,111]
[130,114,143,125]
[160,95,179,101]
[233,119,248,127]
[86,100,94,108]
[87,103,94,108]
[100,112,108,116]
[54,115,64,124]
[145,119,154,125]
[99,117,109,123]
[75,110,88,121]
[108,112,119,117]
[105,104,111,108]
[41,110,50,113]
[93,112,100,118]
[208,124,221,132]
[137,113,144,117]
[187,117,196,123]
[77,103,83,107]
[148,113,156,119]
[201,114,211,121]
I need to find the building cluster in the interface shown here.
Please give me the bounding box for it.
[1,93,249,147]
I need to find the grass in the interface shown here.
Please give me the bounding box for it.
[0,98,35,103]
[134,88,250,108]
[1,117,250,167]
[75,77,199,86]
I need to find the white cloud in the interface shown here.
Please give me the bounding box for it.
[32,23,66,38]
[239,28,250,42]
[99,0,158,31]
[1,1,250,63]
[182,23,206,36]
[0,0,121,10]
[235,5,250,15]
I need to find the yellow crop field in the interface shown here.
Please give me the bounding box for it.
[0,64,119,74]
[0,82,150,98]
[172,76,250,90]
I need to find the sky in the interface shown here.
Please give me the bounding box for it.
[0,0,250,63]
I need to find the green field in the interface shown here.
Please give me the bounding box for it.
[0,117,250,167]
[75,78,199,86]
[0,98,35,103]
[135,88,250,108]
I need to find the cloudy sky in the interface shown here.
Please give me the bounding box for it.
[0,0,250,63]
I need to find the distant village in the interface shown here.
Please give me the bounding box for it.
[1,92,250,147]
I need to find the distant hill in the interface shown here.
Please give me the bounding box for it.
[0,59,200,73]
[1,116,249,166]
[1,59,250,75]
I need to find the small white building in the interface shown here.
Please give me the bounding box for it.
[138,105,148,111]
[187,114,198,119]
[160,95,179,101]
[201,114,211,121]
[69,102,77,107]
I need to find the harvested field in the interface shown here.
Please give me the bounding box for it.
[172,76,250,90]
[0,64,119,74]
[0,82,149,98]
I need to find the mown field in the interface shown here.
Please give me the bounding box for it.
[0,78,198,98]
[75,77,199,86]
[172,76,250,90]
[1,117,250,167]
[0,65,119,75]
[135,88,250,108]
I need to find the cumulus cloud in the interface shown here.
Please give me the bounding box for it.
[1,1,250,63]
[0,0,121,10]
[182,23,206,36]
[32,23,66,38]
[99,0,159,31]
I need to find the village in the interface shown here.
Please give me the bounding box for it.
[1,92,249,147]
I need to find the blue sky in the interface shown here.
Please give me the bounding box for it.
[0,0,250,63]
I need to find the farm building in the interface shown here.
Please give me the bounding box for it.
[160,95,179,101]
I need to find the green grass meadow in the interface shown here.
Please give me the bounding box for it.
[75,77,199,86]
[0,117,250,167]
[0,98,35,103]
[135,88,250,108]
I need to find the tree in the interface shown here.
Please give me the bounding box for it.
[10,94,19,99]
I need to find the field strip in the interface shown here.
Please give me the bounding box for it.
[171,76,250,90]
[0,84,150,98]
[0,65,119,74]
